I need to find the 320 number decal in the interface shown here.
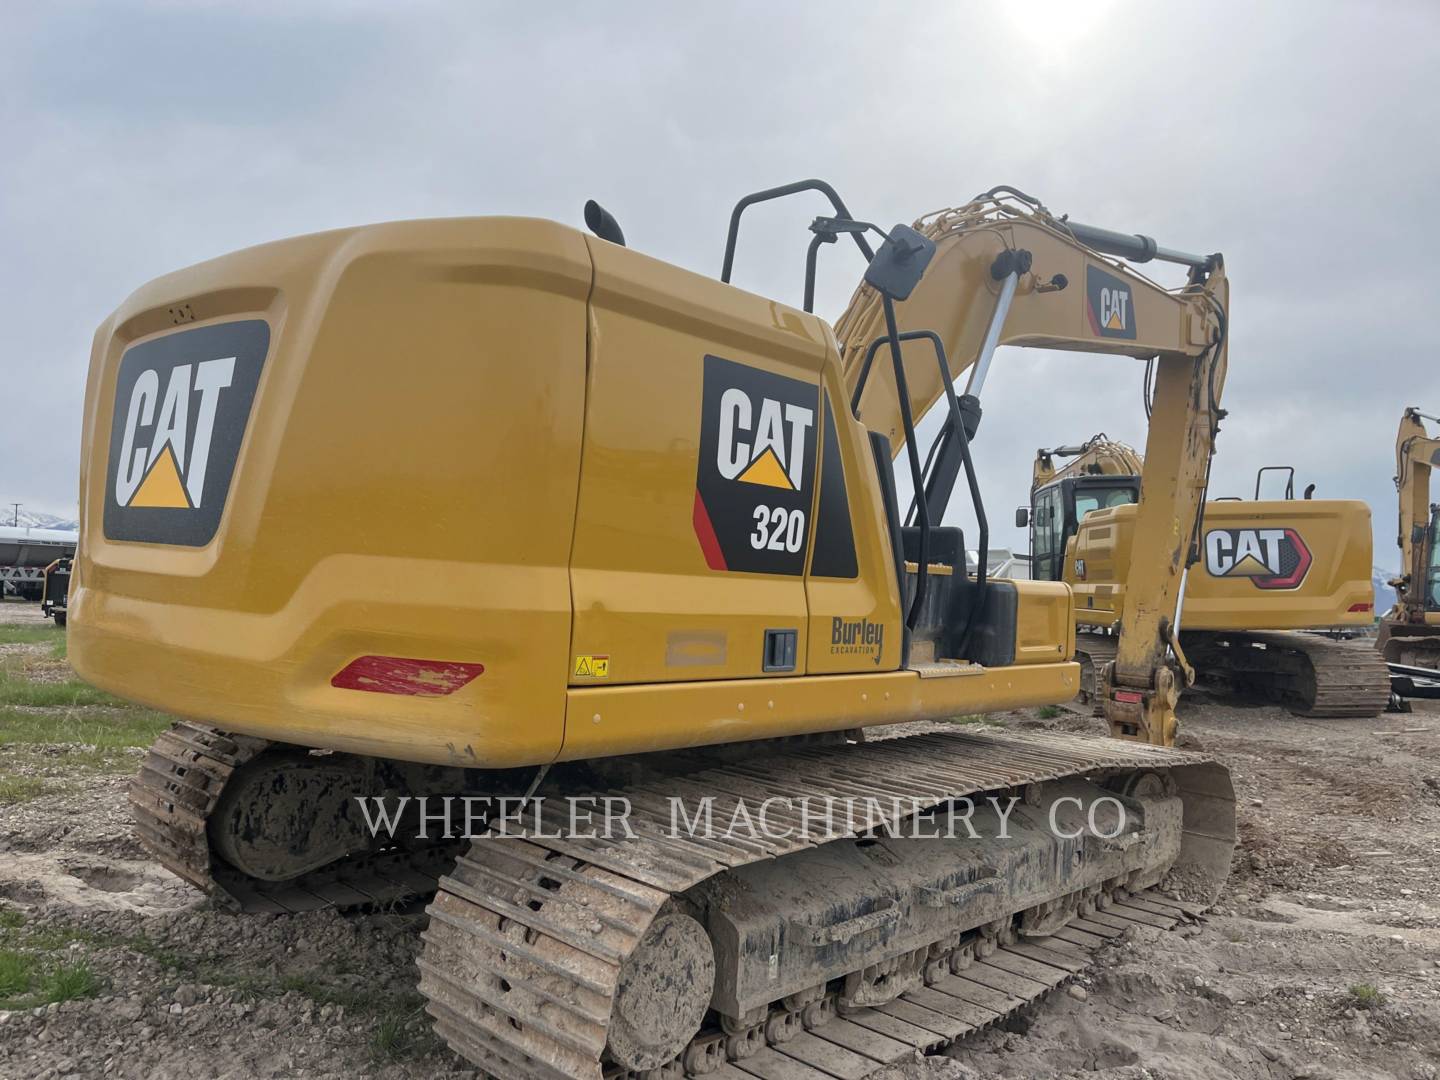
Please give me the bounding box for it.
[750,505,806,553]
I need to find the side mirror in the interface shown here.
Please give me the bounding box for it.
[1015,507,1030,528]
[863,224,936,301]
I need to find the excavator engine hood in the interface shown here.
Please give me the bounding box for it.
[71,218,596,767]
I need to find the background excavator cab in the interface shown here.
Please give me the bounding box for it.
[1027,476,1140,584]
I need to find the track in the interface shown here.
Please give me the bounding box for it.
[1183,630,1391,718]
[129,721,464,913]
[417,728,1234,1080]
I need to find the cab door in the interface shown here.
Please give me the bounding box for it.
[1030,485,1065,582]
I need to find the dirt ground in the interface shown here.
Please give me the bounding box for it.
[2,599,1438,1080]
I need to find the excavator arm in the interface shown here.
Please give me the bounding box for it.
[834,190,1228,746]
[1032,435,1145,490]
[1394,407,1440,622]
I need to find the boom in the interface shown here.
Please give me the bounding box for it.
[1032,434,1144,490]
[835,191,1228,745]
[1394,406,1440,622]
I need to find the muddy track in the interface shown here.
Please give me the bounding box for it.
[416,729,1231,1078]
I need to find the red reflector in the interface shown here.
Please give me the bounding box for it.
[1347,602,1374,612]
[1114,690,1144,704]
[331,656,484,696]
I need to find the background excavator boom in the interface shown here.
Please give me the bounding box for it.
[1032,434,1144,489]
[1379,407,1440,676]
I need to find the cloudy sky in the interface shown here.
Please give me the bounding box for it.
[4,1,1438,566]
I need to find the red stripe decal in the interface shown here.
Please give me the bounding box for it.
[692,491,728,571]
[1253,528,1312,590]
[1348,602,1374,613]
[331,656,484,696]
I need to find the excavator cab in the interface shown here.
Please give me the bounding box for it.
[1027,474,1140,583]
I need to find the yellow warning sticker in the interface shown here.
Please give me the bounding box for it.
[574,655,610,678]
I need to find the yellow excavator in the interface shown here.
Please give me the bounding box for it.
[1379,408,1440,690]
[1023,434,1387,717]
[71,182,1236,1079]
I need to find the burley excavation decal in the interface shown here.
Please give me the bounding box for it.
[692,354,818,575]
[1203,527,1313,589]
[104,319,268,546]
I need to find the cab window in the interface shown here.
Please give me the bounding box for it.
[1074,484,1139,523]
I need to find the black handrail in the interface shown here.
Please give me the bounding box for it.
[853,323,989,643]
[1253,465,1295,501]
[720,180,875,291]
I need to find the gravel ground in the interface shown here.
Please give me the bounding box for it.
[1,600,1437,1079]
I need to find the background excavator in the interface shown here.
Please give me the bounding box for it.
[1379,407,1440,701]
[1023,434,1388,717]
[70,182,1235,1080]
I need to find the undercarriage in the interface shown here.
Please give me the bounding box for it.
[132,723,1235,1079]
[1076,629,1390,718]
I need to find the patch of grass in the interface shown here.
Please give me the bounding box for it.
[368,1001,441,1062]
[0,705,171,750]
[369,1012,409,1061]
[0,908,25,932]
[0,625,63,646]
[368,1007,439,1062]
[15,924,108,952]
[1037,705,1062,720]
[0,673,122,709]
[0,774,48,804]
[948,714,1000,727]
[49,637,67,661]
[1349,983,1385,1009]
[278,974,376,1013]
[36,959,100,1004]
[0,949,35,997]
[0,945,102,1009]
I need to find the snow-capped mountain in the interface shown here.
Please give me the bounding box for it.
[0,509,78,532]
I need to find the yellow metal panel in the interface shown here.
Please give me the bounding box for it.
[1071,499,1374,631]
[71,218,592,769]
[1009,579,1075,664]
[568,238,832,685]
[558,661,1080,761]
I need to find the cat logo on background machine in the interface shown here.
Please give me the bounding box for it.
[1203,527,1313,589]
[692,354,817,575]
[104,319,268,547]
